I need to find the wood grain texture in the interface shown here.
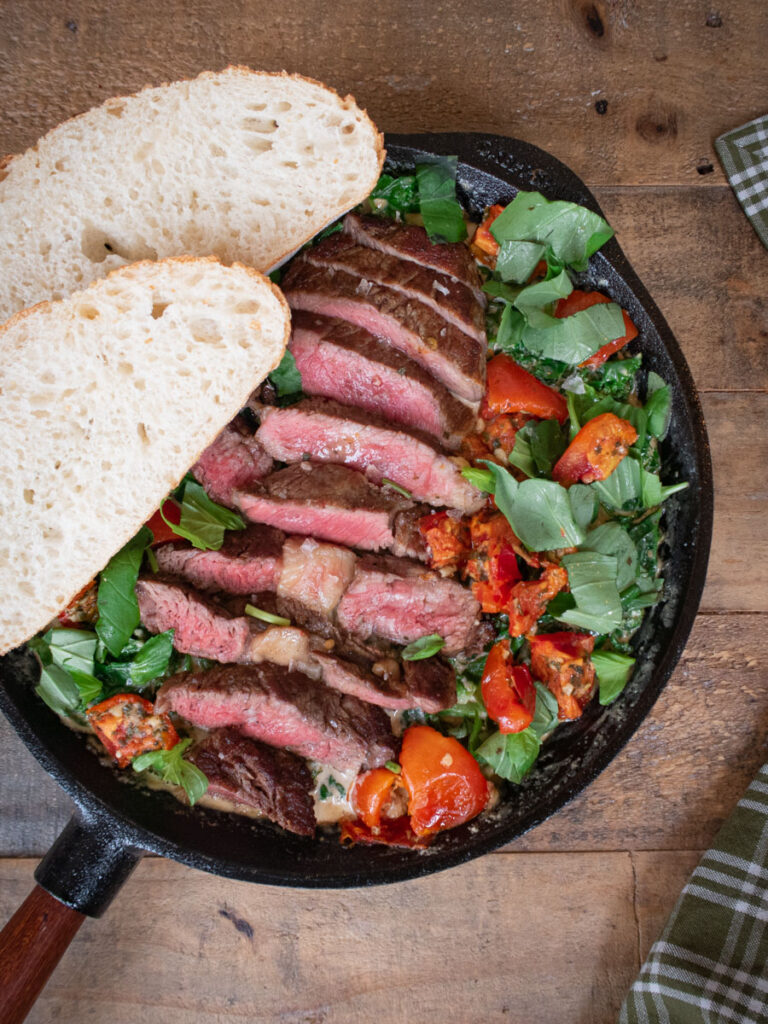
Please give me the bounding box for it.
[0,1,766,187]
[0,854,643,1024]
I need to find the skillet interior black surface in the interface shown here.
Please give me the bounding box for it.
[0,133,713,906]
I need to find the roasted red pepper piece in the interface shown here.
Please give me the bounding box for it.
[464,511,523,613]
[339,817,429,848]
[400,725,489,837]
[87,694,179,767]
[484,413,523,456]
[554,290,639,369]
[482,354,568,424]
[419,510,469,570]
[58,580,98,628]
[145,499,184,546]
[481,639,536,733]
[506,563,569,636]
[350,766,403,830]
[552,412,638,486]
[470,203,505,267]
[528,632,596,721]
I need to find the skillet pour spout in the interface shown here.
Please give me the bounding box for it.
[0,133,713,1023]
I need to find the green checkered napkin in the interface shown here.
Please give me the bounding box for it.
[716,115,768,250]
[620,763,768,1024]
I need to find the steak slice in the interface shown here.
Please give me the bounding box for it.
[277,534,357,615]
[154,524,284,595]
[336,554,482,654]
[254,398,484,513]
[303,234,486,342]
[188,728,316,837]
[344,212,486,305]
[135,576,309,666]
[156,663,397,769]
[312,650,456,713]
[193,415,273,507]
[235,462,428,560]
[281,261,485,401]
[289,311,476,450]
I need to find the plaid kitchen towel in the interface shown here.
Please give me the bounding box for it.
[715,115,768,250]
[620,763,768,1023]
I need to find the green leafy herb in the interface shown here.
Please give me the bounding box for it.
[125,630,175,686]
[508,418,567,478]
[95,527,152,658]
[36,663,82,716]
[476,727,540,784]
[369,173,419,215]
[402,634,446,661]
[482,461,586,551]
[314,220,344,241]
[268,350,303,398]
[133,738,209,806]
[581,522,638,591]
[593,650,636,705]
[586,355,643,401]
[385,760,402,775]
[522,302,626,365]
[495,303,526,353]
[559,551,623,633]
[528,682,560,740]
[490,191,614,271]
[244,604,292,627]
[496,240,546,283]
[30,627,98,676]
[268,268,282,284]
[569,484,598,530]
[461,466,495,492]
[167,481,245,552]
[66,669,104,705]
[416,158,467,243]
[645,372,671,439]
[381,478,413,499]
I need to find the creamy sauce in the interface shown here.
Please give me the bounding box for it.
[311,763,358,825]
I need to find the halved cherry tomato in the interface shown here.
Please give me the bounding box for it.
[58,580,98,628]
[470,204,505,267]
[507,562,569,636]
[350,767,402,830]
[554,290,639,369]
[419,510,469,570]
[86,694,179,767]
[481,639,536,733]
[145,499,183,546]
[400,725,489,837]
[552,412,638,486]
[528,632,596,721]
[482,354,568,424]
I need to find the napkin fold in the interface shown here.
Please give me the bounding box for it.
[715,115,768,250]
[620,763,768,1023]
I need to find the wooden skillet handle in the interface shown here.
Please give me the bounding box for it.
[0,885,84,1024]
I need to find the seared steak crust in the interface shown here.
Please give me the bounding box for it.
[154,524,284,595]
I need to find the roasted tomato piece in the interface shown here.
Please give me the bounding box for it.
[87,694,179,767]
[339,817,429,848]
[469,203,504,267]
[481,640,536,733]
[464,511,523,613]
[58,580,98,628]
[552,412,638,486]
[528,632,596,721]
[484,414,521,456]
[400,725,489,837]
[482,354,568,424]
[145,499,184,546]
[418,510,469,570]
[351,767,404,830]
[554,290,639,369]
[507,563,569,637]
[460,432,495,467]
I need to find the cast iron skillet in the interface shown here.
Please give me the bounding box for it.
[0,133,713,1020]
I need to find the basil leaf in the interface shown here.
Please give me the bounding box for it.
[528,681,559,741]
[495,303,526,353]
[490,191,614,271]
[508,419,567,478]
[645,372,671,439]
[416,158,467,243]
[369,173,419,215]
[513,269,573,319]
[569,484,598,530]
[269,350,303,398]
[461,467,495,492]
[483,461,585,551]
[171,481,245,552]
[95,527,152,658]
[496,240,546,283]
[523,303,626,365]
[36,663,81,716]
[129,630,175,686]
[44,628,97,675]
[67,668,104,706]
[402,634,445,661]
[593,650,636,705]
[507,430,536,478]
[559,551,623,633]
[573,390,648,451]
[483,280,523,303]
[590,457,643,512]
[133,738,209,806]
[582,522,638,591]
[476,728,540,784]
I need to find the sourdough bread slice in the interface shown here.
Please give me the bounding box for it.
[0,68,384,322]
[0,257,290,654]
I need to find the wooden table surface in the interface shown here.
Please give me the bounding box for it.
[1,2,767,1021]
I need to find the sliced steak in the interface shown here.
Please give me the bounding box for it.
[343,212,486,305]
[235,462,427,559]
[402,658,458,713]
[312,650,456,713]
[289,311,476,450]
[135,576,309,666]
[281,261,485,401]
[188,729,316,837]
[193,415,273,507]
[154,524,284,595]
[254,398,484,513]
[336,554,482,654]
[303,234,485,342]
[277,534,357,615]
[156,663,397,769]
